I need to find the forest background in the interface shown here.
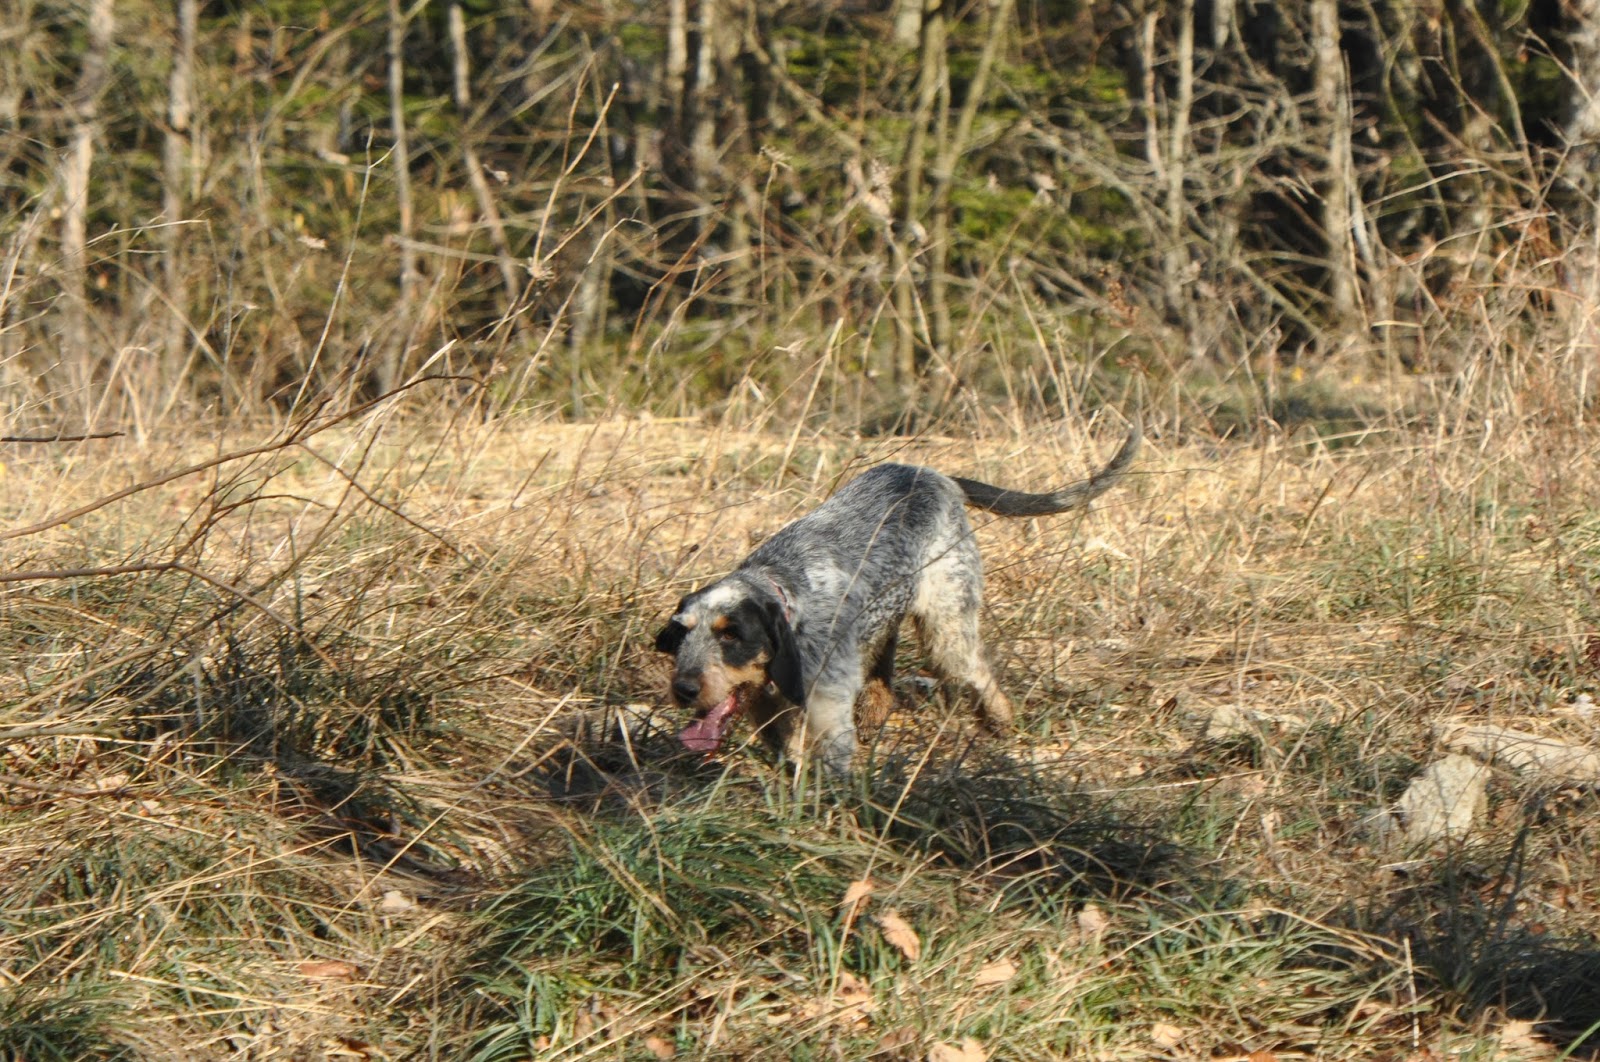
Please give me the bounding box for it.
[10,1,1600,1059]
[8,0,1600,424]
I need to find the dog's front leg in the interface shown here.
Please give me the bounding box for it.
[746,692,801,757]
[802,679,861,775]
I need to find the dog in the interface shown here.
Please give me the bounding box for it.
[653,425,1140,774]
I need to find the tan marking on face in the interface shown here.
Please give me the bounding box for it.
[689,658,770,711]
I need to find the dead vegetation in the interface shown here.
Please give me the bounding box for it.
[9,1,1600,1057]
[2,371,1600,1058]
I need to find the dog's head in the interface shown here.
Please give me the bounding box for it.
[654,577,802,754]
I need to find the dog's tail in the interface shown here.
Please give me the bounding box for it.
[952,423,1141,517]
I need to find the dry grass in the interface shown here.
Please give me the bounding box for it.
[3,372,1600,1060]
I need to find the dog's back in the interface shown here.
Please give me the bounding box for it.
[745,421,1140,579]
[742,463,967,634]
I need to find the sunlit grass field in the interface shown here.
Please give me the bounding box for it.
[3,384,1600,1059]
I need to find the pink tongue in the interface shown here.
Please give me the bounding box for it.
[680,694,739,753]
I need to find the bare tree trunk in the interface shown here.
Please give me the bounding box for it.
[162,0,198,385]
[1138,10,1162,185]
[688,0,717,199]
[568,42,618,420]
[1313,0,1356,334]
[1165,0,1196,346]
[926,0,1014,376]
[60,0,114,369]
[1558,0,1600,359]
[891,0,922,47]
[383,0,421,394]
[568,242,604,418]
[448,3,522,324]
[1561,0,1600,204]
[666,0,688,131]
[1211,0,1234,50]
[887,233,919,392]
[663,0,711,197]
[892,0,945,389]
[921,24,952,372]
[701,0,751,307]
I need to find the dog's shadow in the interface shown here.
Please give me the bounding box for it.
[851,729,1187,900]
[1367,839,1600,1056]
[528,700,732,809]
[526,706,1600,1057]
[530,698,1192,902]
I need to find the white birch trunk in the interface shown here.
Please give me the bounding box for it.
[60,0,114,366]
[162,0,198,383]
[1313,0,1356,333]
[384,0,421,393]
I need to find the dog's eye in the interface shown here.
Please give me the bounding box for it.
[717,627,740,643]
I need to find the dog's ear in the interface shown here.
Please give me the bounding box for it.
[656,596,693,653]
[655,619,687,654]
[761,599,805,705]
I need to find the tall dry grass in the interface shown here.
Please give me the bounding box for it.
[3,235,1600,1055]
[6,7,1600,1053]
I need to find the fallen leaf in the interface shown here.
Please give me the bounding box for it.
[642,1034,676,1059]
[1237,775,1269,798]
[973,959,1017,988]
[378,889,415,914]
[573,997,617,1041]
[927,1037,987,1062]
[801,970,878,1028]
[1259,808,1281,840]
[842,879,875,908]
[297,960,359,981]
[833,970,876,1028]
[1077,902,1111,941]
[1496,1018,1556,1059]
[837,970,873,1003]
[1150,1022,1185,1049]
[875,1027,918,1054]
[840,879,874,933]
[877,909,921,961]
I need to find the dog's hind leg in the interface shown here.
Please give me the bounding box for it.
[913,606,1013,734]
[910,538,1014,734]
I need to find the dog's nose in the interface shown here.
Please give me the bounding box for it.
[671,676,701,704]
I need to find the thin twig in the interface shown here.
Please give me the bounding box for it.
[0,721,120,743]
[296,443,470,559]
[0,774,133,797]
[1,431,125,443]
[0,561,336,667]
[0,374,474,544]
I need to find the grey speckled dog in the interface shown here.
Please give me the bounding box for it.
[654,426,1140,774]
